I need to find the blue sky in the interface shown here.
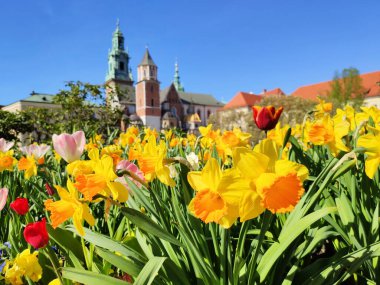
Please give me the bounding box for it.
[0,0,379,105]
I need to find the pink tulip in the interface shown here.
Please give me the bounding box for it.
[116,160,145,194]
[0,187,8,211]
[52,131,86,163]
[0,138,14,152]
[21,144,50,160]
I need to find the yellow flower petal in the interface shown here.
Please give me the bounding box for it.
[187,171,208,192]
[364,157,380,179]
[233,147,269,179]
[275,160,309,182]
[201,158,221,192]
[239,191,265,222]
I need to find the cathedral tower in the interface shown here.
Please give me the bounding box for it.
[105,20,134,109]
[135,49,161,129]
[173,61,185,92]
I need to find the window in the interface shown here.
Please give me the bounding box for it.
[207,110,211,118]
[151,99,154,106]
[171,107,177,117]
[197,109,201,117]
[118,37,123,49]
[119,62,125,71]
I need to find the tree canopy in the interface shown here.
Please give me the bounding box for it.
[327,67,365,109]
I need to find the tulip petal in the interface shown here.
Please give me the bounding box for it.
[0,187,8,211]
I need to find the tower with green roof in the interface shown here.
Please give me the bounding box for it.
[173,61,185,92]
[105,20,134,109]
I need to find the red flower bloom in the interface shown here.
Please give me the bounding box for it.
[252,106,283,131]
[23,218,49,249]
[10,197,29,215]
[45,183,55,196]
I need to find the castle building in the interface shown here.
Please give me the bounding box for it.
[105,23,224,130]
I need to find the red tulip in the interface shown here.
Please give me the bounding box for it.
[45,183,55,196]
[23,218,49,249]
[252,106,283,131]
[10,197,29,215]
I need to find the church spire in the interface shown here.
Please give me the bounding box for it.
[173,60,184,92]
[106,20,132,82]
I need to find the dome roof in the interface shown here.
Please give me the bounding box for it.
[129,113,142,122]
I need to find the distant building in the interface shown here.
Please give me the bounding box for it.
[217,88,285,130]
[1,22,224,132]
[104,22,224,130]
[1,92,58,113]
[292,71,380,107]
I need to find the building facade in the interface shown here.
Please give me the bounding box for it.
[292,71,380,106]
[105,24,224,130]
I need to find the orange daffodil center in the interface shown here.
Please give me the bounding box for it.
[234,139,308,217]
[187,158,251,228]
[187,139,309,228]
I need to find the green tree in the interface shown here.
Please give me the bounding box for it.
[16,81,124,143]
[53,81,123,137]
[327,67,365,109]
[0,110,33,141]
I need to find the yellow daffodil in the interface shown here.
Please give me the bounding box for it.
[74,149,128,202]
[169,137,180,148]
[357,129,380,179]
[234,139,308,217]
[187,158,250,228]
[199,124,220,149]
[315,98,332,118]
[308,115,350,155]
[67,160,94,178]
[101,144,123,165]
[137,135,175,187]
[119,129,138,148]
[45,179,95,236]
[0,150,17,172]
[18,156,37,179]
[3,249,42,285]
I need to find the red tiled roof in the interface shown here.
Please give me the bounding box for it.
[221,92,262,110]
[263,88,285,96]
[292,71,380,100]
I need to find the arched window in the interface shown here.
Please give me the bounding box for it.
[119,62,125,71]
[171,107,177,117]
[151,99,154,107]
[207,110,211,118]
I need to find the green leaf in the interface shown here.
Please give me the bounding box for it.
[335,192,355,226]
[121,207,183,247]
[134,257,167,285]
[95,247,143,277]
[62,267,127,285]
[66,226,146,261]
[299,241,380,284]
[257,207,337,282]
[47,225,85,263]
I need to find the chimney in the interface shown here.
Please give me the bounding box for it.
[263,89,267,94]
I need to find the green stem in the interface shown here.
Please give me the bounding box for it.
[220,228,229,285]
[232,220,252,283]
[210,223,220,259]
[43,246,64,284]
[247,211,273,284]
